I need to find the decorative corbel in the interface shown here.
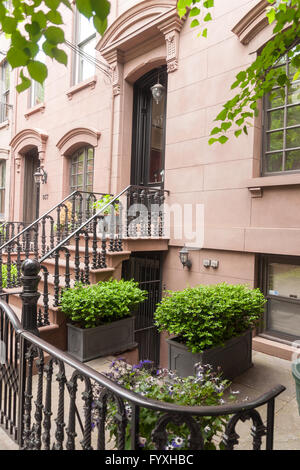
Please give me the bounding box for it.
[103,50,125,97]
[15,153,21,173]
[165,30,180,73]
[158,17,185,74]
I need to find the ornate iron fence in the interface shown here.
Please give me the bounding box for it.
[0,259,286,450]
[0,186,168,327]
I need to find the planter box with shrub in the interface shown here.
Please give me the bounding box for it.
[155,283,266,380]
[60,279,147,362]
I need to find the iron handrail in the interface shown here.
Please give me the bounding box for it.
[39,184,169,263]
[0,190,107,252]
[0,293,284,417]
[21,325,285,416]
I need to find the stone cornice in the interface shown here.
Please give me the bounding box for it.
[232,0,269,45]
[56,127,101,156]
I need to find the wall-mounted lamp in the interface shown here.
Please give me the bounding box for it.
[179,246,192,269]
[151,72,165,105]
[34,167,47,185]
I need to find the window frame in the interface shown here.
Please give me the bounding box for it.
[0,60,10,123]
[69,146,94,193]
[259,254,300,345]
[262,52,300,176]
[0,159,6,219]
[73,9,96,85]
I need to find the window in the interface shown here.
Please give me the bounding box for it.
[70,146,94,217]
[0,160,6,218]
[74,11,96,84]
[263,51,300,174]
[0,60,10,122]
[70,146,94,193]
[261,255,300,343]
[29,42,45,107]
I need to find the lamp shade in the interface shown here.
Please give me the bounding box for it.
[151,82,165,105]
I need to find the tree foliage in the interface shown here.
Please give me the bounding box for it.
[0,0,111,92]
[178,0,300,144]
[1,0,300,146]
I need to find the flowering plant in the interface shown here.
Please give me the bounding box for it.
[92,359,236,450]
[93,194,119,215]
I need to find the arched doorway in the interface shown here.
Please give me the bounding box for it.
[131,66,167,189]
[23,148,40,223]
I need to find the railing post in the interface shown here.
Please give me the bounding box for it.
[19,258,41,336]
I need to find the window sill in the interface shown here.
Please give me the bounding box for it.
[24,102,46,119]
[248,173,300,197]
[0,120,9,130]
[66,76,97,100]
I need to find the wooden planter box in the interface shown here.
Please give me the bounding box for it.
[67,316,136,362]
[167,330,253,380]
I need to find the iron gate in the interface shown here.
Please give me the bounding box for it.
[122,252,162,365]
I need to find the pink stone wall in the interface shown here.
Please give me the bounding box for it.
[5,0,300,302]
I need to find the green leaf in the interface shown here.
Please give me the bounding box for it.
[93,15,107,35]
[204,12,212,22]
[91,0,111,20]
[76,0,93,18]
[234,129,242,138]
[215,109,228,121]
[203,0,214,7]
[1,16,18,33]
[218,135,229,144]
[221,122,232,131]
[16,70,31,93]
[7,46,29,68]
[190,7,200,17]
[27,60,48,83]
[44,26,65,44]
[190,18,199,28]
[211,126,221,135]
[202,28,208,38]
[52,47,68,65]
[46,10,63,25]
[44,0,60,10]
[266,8,276,24]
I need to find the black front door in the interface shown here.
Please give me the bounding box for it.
[23,149,40,224]
[131,67,167,189]
[122,252,162,366]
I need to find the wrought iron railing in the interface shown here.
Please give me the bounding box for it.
[0,190,107,296]
[0,186,167,327]
[0,259,286,450]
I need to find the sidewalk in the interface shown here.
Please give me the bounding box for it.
[0,351,299,451]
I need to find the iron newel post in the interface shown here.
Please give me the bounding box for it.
[20,258,41,336]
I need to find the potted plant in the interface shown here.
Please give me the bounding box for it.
[91,358,237,450]
[93,194,120,236]
[154,283,266,380]
[60,279,147,362]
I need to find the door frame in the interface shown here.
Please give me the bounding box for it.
[122,251,163,366]
[22,148,40,224]
[130,66,167,189]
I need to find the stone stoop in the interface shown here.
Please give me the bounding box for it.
[2,236,170,352]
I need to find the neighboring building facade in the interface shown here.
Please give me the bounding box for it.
[1,0,300,363]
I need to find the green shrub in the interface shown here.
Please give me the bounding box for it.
[2,264,18,288]
[60,279,147,329]
[154,283,266,354]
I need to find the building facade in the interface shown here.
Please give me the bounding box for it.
[1,0,299,364]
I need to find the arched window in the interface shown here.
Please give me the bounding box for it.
[263,49,300,174]
[70,146,94,193]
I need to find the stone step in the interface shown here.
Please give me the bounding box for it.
[4,292,67,351]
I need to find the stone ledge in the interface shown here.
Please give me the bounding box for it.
[252,335,298,362]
